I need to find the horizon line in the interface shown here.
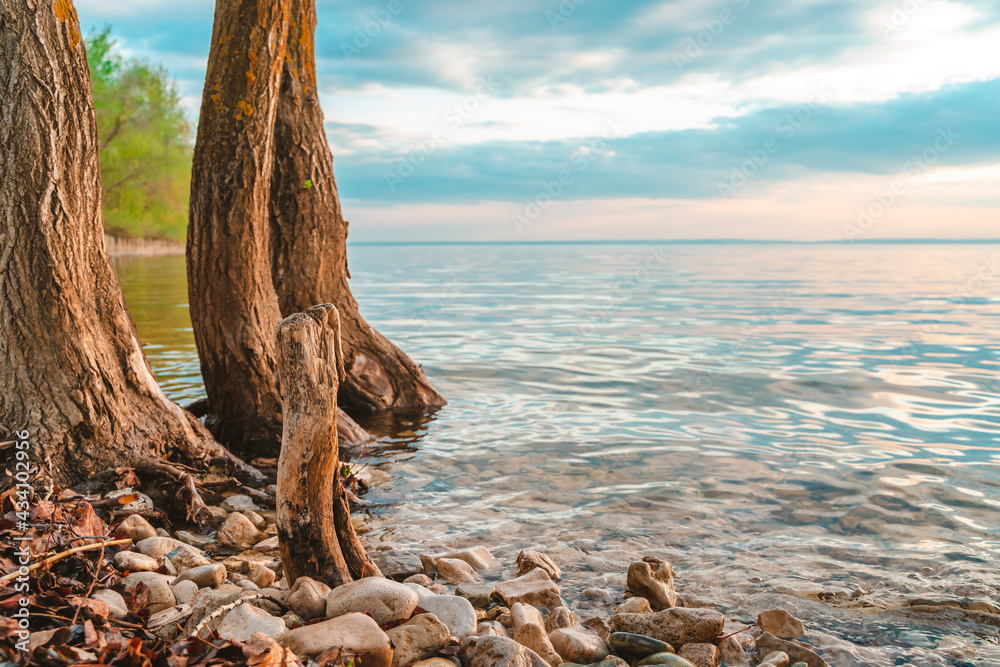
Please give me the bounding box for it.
[348,238,1000,246]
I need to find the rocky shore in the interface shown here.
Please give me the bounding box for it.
[32,485,830,667]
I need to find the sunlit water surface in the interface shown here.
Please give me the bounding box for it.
[114,243,1000,667]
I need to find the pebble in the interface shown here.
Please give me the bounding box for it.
[244,510,267,529]
[609,632,674,659]
[278,612,392,666]
[512,602,545,631]
[287,576,332,621]
[385,613,451,667]
[215,603,286,643]
[495,568,565,609]
[136,536,210,571]
[218,512,261,547]
[405,573,433,586]
[755,635,828,667]
[413,660,460,667]
[116,514,157,542]
[610,608,724,647]
[616,597,652,614]
[176,530,215,548]
[637,653,696,667]
[626,558,678,611]
[437,557,484,585]
[679,642,720,667]
[106,488,155,513]
[460,635,549,667]
[545,606,580,632]
[456,583,496,608]
[516,550,562,581]
[437,546,502,572]
[477,620,509,637]
[417,594,478,638]
[324,576,419,626]
[121,572,176,613]
[172,563,226,589]
[91,589,128,619]
[718,635,750,667]
[549,627,610,664]
[250,565,276,588]
[171,579,199,605]
[220,494,260,513]
[114,551,159,572]
[757,609,806,639]
[148,604,192,639]
[371,549,423,580]
[758,651,790,667]
[512,622,562,666]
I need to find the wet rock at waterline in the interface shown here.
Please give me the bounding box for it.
[609,632,675,659]
[496,568,564,608]
[625,558,678,611]
[516,549,562,582]
[757,609,806,639]
[610,608,724,647]
[755,634,828,667]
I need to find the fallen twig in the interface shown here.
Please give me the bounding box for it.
[0,538,131,587]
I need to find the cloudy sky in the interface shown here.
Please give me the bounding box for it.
[76,0,999,242]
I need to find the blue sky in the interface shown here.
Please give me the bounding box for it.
[77,0,1000,241]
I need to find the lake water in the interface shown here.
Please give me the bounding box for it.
[114,243,1000,666]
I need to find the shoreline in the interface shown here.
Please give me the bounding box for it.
[105,234,184,257]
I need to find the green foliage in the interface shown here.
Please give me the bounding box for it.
[87,28,191,241]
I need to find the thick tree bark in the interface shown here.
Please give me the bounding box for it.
[276,305,380,587]
[0,0,257,486]
[269,0,445,416]
[187,0,292,453]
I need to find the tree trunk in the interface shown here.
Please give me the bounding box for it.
[276,304,380,587]
[187,0,292,453]
[0,0,257,486]
[269,0,445,416]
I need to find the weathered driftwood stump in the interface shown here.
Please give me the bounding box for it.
[275,304,381,587]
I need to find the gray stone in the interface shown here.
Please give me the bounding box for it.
[117,514,157,542]
[218,512,261,547]
[495,569,564,609]
[171,579,199,605]
[148,604,192,639]
[324,576,419,626]
[221,494,260,513]
[609,632,674,659]
[385,613,450,667]
[114,551,159,572]
[610,608,724,647]
[172,563,226,589]
[417,594,478,638]
[287,576,331,621]
[549,628,609,664]
[216,603,286,643]
[456,583,496,608]
[625,558,677,611]
[757,610,806,639]
[121,572,176,613]
[437,557,483,585]
[136,536,210,572]
[278,612,392,666]
[371,549,424,580]
[459,634,549,667]
[92,589,128,619]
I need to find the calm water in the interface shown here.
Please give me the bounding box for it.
[114,244,1000,666]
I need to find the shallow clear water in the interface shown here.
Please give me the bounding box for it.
[114,243,1000,666]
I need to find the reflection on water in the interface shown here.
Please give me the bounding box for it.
[114,244,1000,666]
